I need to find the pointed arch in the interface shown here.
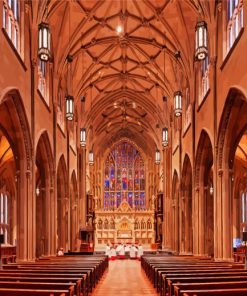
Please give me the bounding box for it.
[0,88,32,260]
[35,131,54,257]
[57,155,68,250]
[70,170,78,251]
[217,87,247,259]
[181,154,193,254]
[195,130,214,256]
[217,87,247,170]
[171,170,179,253]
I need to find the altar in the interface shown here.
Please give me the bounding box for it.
[94,140,156,249]
[94,200,155,249]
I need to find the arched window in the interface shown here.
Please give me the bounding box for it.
[104,141,145,209]
[141,220,146,230]
[3,0,20,51]
[135,219,139,230]
[199,55,210,104]
[147,219,152,230]
[38,59,50,106]
[0,191,9,244]
[104,219,108,229]
[227,0,244,51]
[98,219,103,230]
[110,219,115,229]
[241,192,247,223]
[185,87,190,109]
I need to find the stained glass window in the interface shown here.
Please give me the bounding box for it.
[3,0,20,51]
[104,141,145,209]
[227,0,243,51]
[0,192,9,243]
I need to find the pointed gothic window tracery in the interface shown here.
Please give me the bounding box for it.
[227,0,244,51]
[104,141,145,210]
[3,0,20,51]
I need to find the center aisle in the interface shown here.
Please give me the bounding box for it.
[92,259,158,296]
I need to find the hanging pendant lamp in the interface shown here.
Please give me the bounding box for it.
[195,21,208,61]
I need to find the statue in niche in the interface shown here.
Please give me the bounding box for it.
[150,194,156,210]
[94,196,101,210]
[88,216,93,227]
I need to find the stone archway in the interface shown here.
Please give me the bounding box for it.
[181,154,193,254]
[171,170,179,253]
[0,131,16,246]
[35,131,54,257]
[195,130,214,257]
[70,170,78,251]
[57,155,68,251]
[217,88,247,260]
[0,89,33,260]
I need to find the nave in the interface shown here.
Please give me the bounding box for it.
[92,259,158,296]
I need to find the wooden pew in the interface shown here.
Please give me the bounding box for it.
[0,282,75,296]
[1,254,107,295]
[162,270,247,296]
[167,275,247,296]
[155,265,233,290]
[182,288,247,295]
[0,288,70,295]
[141,254,247,296]
[0,277,82,296]
[0,271,88,295]
[3,258,106,288]
[174,281,247,296]
[2,266,92,287]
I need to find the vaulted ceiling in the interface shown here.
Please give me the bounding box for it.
[36,0,214,156]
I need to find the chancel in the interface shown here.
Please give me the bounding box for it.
[0,0,247,295]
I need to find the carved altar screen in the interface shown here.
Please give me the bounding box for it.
[104,141,145,209]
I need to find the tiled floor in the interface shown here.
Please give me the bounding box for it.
[92,259,158,295]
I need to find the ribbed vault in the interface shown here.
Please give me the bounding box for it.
[33,0,215,155]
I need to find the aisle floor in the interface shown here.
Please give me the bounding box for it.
[92,259,158,295]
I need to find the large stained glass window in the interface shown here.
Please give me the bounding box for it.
[104,141,145,210]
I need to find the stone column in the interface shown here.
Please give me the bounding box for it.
[49,186,56,255]
[175,195,179,254]
[26,169,35,261]
[198,186,207,256]
[222,168,233,260]
[163,147,172,252]
[15,170,24,261]
[193,187,200,255]
[79,147,86,227]
[179,196,185,254]
[215,169,223,260]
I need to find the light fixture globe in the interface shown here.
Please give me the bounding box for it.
[195,21,208,61]
[209,185,214,195]
[89,150,94,166]
[174,91,182,117]
[65,95,74,121]
[80,128,86,147]
[162,127,168,147]
[38,22,51,62]
[155,149,161,165]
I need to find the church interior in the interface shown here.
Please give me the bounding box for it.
[1,0,247,295]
